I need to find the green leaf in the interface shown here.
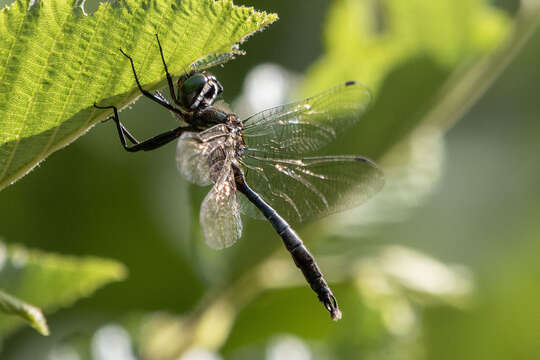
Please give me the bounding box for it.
[0,0,277,191]
[0,240,127,337]
[0,290,48,336]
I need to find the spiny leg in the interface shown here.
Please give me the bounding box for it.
[94,103,134,147]
[119,48,185,117]
[155,33,181,106]
[117,122,138,145]
[98,106,138,144]
[100,111,138,144]
[94,103,190,152]
[154,90,171,108]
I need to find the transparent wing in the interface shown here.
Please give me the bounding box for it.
[200,159,243,250]
[176,125,229,186]
[238,155,384,223]
[242,81,372,156]
[176,125,242,249]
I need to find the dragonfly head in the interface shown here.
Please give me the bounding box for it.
[177,71,223,111]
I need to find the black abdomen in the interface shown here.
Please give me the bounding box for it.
[236,174,342,320]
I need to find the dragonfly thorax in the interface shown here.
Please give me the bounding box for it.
[204,123,245,183]
[226,114,246,158]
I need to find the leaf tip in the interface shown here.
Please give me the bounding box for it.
[25,305,50,336]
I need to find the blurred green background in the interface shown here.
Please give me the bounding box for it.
[2,0,540,359]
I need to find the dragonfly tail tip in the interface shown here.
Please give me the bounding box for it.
[324,294,342,321]
[331,308,342,321]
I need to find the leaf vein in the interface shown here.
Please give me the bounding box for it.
[0,3,72,182]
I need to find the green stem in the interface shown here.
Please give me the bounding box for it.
[424,5,540,132]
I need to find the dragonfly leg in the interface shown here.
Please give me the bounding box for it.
[94,103,190,152]
[119,47,185,117]
[155,33,182,106]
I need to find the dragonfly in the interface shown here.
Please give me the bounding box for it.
[95,35,384,320]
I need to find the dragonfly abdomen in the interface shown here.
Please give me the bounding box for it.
[287,236,341,320]
[235,172,342,320]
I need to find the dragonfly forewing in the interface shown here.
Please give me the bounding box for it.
[242,81,372,156]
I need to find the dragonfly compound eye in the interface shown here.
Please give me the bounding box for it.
[178,72,221,111]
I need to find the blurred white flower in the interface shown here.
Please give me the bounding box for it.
[180,347,222,360]
[266,335,312,360]
[48,345,81,360]
[91,324,136,360]
[233,63,300,118]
